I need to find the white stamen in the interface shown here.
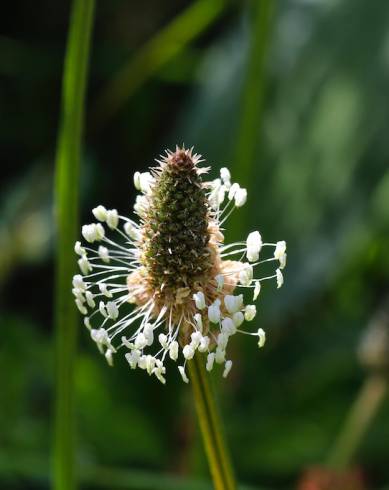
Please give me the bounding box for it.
[98,245,110,263]
[246,231,262,262]
[183,344,195,360]
[92,205,108,222]
[193,291,206,310]
[234,188,247,207]
[276,269,284,289]
[239,262,253,286]
[208,301,221,323]
[106,209,119,230]
[178,365,189,383]
[223,360,232,378]
[257,328,266,348]
[253,281,261,300]
[224,294,243,314]
[169,341,179,361]
[244,304,256,321]
[206,353,215,371]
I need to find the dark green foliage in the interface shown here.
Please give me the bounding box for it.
[143,150,211,292]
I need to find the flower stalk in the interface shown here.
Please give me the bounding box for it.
[188,352,236,490]
[53,1,95,489]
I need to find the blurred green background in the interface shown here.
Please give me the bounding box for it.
[1,0,389,489]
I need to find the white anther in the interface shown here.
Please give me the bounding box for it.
[178,365,189,383]
[169,340,179,361]
[239,263,253,286]
[78,256,92,275]
[75,299,87,315]
[253,281,261,300]
[244,304,256,321]
[159,333,168,349]
[134,195,148,218]
[223,360,233,378]
[92,205,107,222]
[106,209,119,229]
[143,323,154,346]
[135,333,148,350]
[124,222,141,241]
[183,344,195,360]
[122,336,134,349]
[125,350,140,369]
[74,241,86,256]
[246,231,262,262]
[228,183,240,201]
[85,291,95,308]
[139,172,154,194]
[257,328,266,348]
[90,328,110,353]
[274,241,286,261]
[98,245,110,263]
[99,301,108,318]
[208,301,221,324]
[217,332,229,350]
[82,223,105,243]
[72,288,84,302]
[198,336,210,353]
[215,274,224,292]
[137,355,147,370]
[190,331,202,349]
[276,269,284,289]
[72,274,86,291]
[133,171,141,190]
[105,349,114,366]
[84,317,91,330]
[221,317,237,336]
[193,291,206,310]
[98,283,112,298]
[232,311,244,327]
[106,301,119,320]
[220,167,231,188]
[224,294,243,314]
[206,353,215,372]
[234,187,247,207]
[145,355,156,375]
[215,346,226,364]
[194,313,203,332]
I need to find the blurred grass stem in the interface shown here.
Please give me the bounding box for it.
[53,1,95,489]
[188,353,236,490]
[231,0,274,239]
[327,374,387,470]
[92,0,226,130]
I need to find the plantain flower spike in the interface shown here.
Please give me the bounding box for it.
[72,147,286,383]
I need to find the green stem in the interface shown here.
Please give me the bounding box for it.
[53,1,95,490]
[188,353,236,490]
[327,374,387,470]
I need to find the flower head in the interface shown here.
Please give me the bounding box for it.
[73,147,286,383]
